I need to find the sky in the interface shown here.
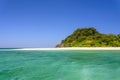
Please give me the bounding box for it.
[0,0,120,48]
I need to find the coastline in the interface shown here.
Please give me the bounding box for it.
[17,47,120,50]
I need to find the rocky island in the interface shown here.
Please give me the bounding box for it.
[56,27,120,47]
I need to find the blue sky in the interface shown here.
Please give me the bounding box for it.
[0,0,120,48]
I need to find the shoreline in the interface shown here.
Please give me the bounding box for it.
[16,47,120,50]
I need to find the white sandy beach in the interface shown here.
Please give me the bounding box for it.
[17,47,120,50]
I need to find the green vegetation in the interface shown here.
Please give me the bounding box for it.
[57,27,120,47]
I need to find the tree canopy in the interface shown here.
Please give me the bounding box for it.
[56,27,120,47]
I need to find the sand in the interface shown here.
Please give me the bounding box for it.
[17,47,120,50]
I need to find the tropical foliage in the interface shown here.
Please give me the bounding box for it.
[57,27,120,47]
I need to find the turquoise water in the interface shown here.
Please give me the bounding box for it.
[0,50,120,80]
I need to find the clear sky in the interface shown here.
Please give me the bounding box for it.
[0,0,120,48]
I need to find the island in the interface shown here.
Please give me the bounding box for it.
[56,27,120,47]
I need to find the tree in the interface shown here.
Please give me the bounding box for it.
[58,27,120,47]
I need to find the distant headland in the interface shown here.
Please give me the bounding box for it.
[56,27,120,47]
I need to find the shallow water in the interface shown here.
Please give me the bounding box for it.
[0,50,120,80]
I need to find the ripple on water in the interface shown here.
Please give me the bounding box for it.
[0,50,120,80]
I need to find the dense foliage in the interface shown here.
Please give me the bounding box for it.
[57,27,120,47]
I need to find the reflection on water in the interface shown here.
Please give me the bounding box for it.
[0,50,120,80]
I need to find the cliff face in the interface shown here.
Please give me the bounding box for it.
[57,27,120,47]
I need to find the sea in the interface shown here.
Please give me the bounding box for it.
[0,49,120,80]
